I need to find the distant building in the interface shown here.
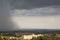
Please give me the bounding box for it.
[10,37,16,39]
[22,33,44,40]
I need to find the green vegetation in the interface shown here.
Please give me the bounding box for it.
[0,36,22,40]
[31,34,60,40]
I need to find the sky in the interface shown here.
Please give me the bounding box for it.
[0,0,60,31]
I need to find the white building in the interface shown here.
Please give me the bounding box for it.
[22,34,44,40]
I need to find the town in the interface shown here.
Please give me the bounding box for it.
[0,31,60,40]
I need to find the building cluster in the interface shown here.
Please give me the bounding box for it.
[0,33,44,40]
[22,33,44,40]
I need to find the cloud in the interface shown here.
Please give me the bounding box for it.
[10,0,60,9]
[0,0,60,31]
[11,6,60,29]
[11,6,60,16]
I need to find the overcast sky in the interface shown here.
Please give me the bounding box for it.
[0,0,60,31]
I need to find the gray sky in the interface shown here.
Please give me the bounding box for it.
[0,0,60,31]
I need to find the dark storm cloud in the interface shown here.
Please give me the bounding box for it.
[10,0,60,9]
[11,6,60,16]
[10,0,60,16]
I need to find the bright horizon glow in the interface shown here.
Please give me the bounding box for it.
[11,15,60,29]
